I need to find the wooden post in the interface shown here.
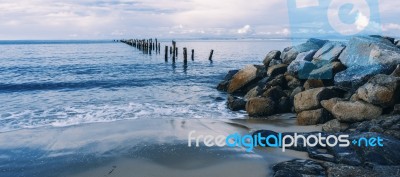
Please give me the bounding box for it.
[172,41,176,62]
[170,46,172,54]
[155,39,158,51]
[209,49,214,61]
[165,46,168,62]
[158,43,161,54]
[175,48,178,58]
[191,49,194,61]
[183,47,187,65]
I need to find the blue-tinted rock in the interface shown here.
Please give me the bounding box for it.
[272,159,326,177]
[334,65,392,90]
[287,60,317,79]
[263,50,281,66]
[339,36,400,67]
[313,41,346,63]
[282,38,328,64]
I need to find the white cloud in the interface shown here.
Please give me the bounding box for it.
[237,25,253,34]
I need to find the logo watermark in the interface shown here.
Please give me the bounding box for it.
[188,131,384,152]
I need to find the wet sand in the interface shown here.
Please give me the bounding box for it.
[0,114,321,177]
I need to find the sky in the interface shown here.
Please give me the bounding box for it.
[0,0,399,40]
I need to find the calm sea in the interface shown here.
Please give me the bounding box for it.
[0,39,291,132]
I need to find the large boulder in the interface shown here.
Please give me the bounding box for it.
[345,114,400,139]
[245,97,275,117]
[322,119,342,132]
[303,79,324,90]
[261,86,286,102]
[227,65,265,93]
[216,69,239,91]
[287,60,317,79]
[321,99,382,122]
[297,108,332,125]
[334,64,393,90]
[294,87,341,112]
[282,38,328,64]
[263,50,281,67]
[313,41,346,63]
[356,74,400,107]
[338,36,400,67]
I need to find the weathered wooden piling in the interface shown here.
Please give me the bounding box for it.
[170,46,172,54]
[165,46,168,62]
[175,48,178,58]
[209,49,214,61]
[191,49,194,61]
[172,41,176,62]
[183,47,188,65]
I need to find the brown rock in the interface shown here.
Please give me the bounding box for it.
[294,87,340,112]
[322,119,342,132]
[297,108,332,125]
[244,86,259,100]
[303,79,324,90]
[322,99,382,122]
[246,97,275,117]
[262,86,286,101]
[228,65,264,93]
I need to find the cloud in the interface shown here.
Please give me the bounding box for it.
[237,25,253,34]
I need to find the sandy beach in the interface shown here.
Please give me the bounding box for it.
[0,114,322,177]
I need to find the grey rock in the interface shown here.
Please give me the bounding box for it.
[356,74,400,107]
[267,64,288,77]
[287,60,317,79]
[263,50,281,67]
[272,159,326,177]
[345,114,400,139]
[282,38,328,64]
[339,36,400,67]
[309,61,346,80]
[262,86,286,102]
[313,41,346,63]
[322,119,341,132]
[269,59,283,66]
[334,64,392,90]
[227,95,246,111]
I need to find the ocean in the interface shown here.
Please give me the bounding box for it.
[0,39,291,133]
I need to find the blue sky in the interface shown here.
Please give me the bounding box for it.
[0,0,399,39]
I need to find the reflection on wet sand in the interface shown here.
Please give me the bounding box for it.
[0,115,318,177]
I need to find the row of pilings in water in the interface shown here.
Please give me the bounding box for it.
[118,39,214,65]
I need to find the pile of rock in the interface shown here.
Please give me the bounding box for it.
[217,35,400,126]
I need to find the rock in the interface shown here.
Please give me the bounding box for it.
[263,50,281,67]
[392,104,400,115]
[277,97,292,113]
[334,64,393,90]
[287,60,317,79]
[272,159,326,177]
[391,64,400,77]
[322,162,400,177]
[290,86,304,98]
[227,95,246,111]
[322,119,341,132]
[350,132,400,165]
[269,59,283,66]
[281,38,328,64]
[216,81,230,91]
[262,86,286,102]
[297,108,332,125]
[285,74,302,89]
[216,70,239,91]
[370,35,396,44]
[321,99,382,122]
[338,36,400,67]
[245,97,275,117]
[267,64,288,77]
[309,61,346,80]
[294,87,341,112]
[295,50,317,62]
[244,86,259,100]
[356,74,400,107]
[261,74,286,90]
[303,79,324,90]
[396,40,400,47]
[227,65,266,93]
[313,41,346,63]
[345,114,400,139]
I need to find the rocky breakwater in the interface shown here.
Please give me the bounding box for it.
[217,35,400,176]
